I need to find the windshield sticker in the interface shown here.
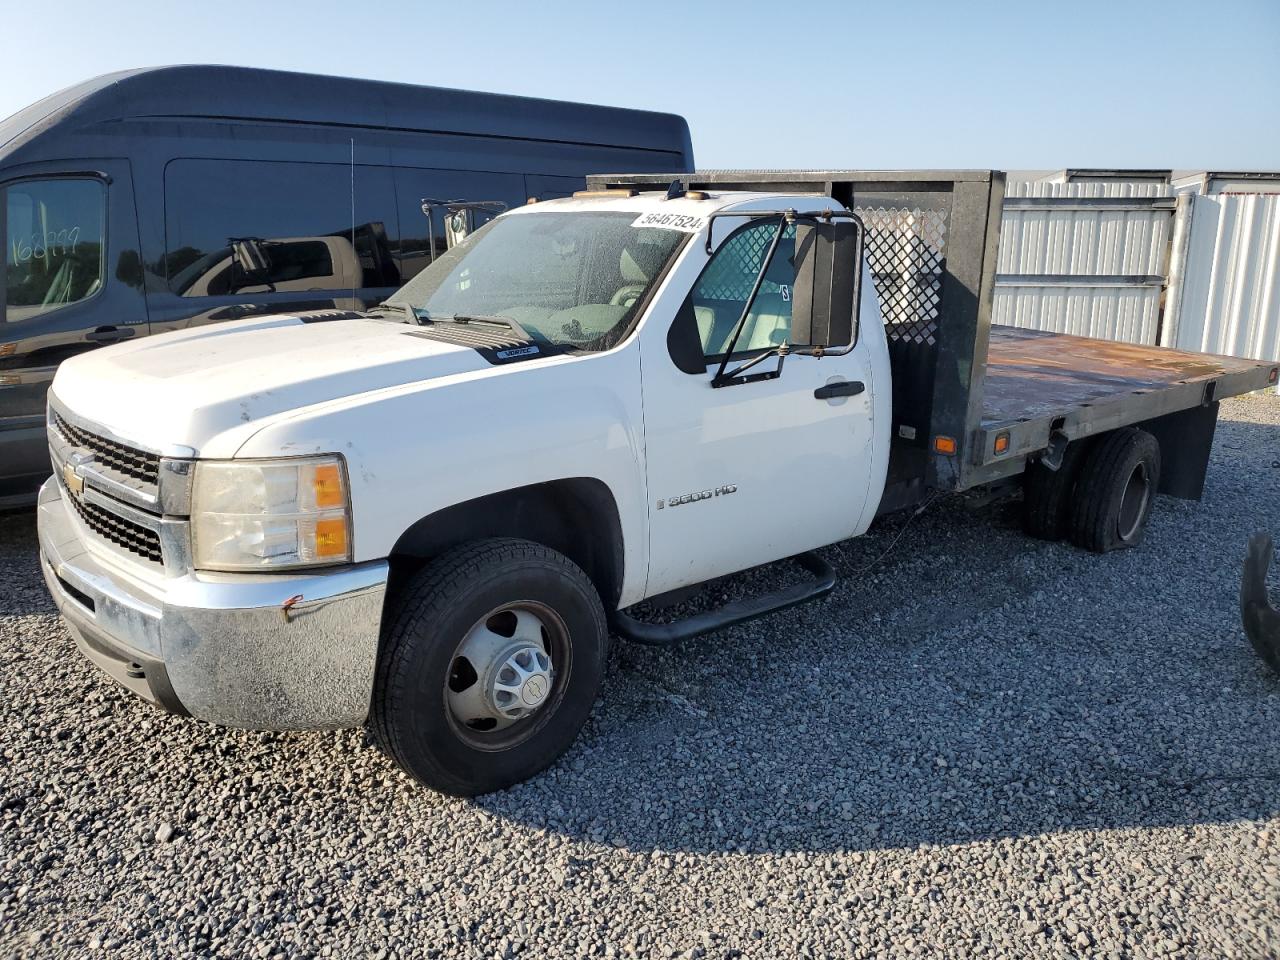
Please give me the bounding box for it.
[631,212,706,233]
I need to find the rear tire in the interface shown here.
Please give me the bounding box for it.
[370,538,607,796]
[1069,428,1161,553]
[1024,439,1092,541]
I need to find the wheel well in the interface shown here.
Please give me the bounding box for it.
[387,478,625,608]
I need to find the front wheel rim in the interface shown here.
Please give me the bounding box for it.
[1117,461,1152,541]
[443,601,571,752]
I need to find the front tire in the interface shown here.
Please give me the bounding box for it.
[370,538,607,796]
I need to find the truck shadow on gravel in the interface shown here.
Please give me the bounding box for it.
[478,413,1280,853]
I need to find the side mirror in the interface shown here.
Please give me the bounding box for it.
[790,219,861,349]
[229,237,272,282]
[444,209,473,248]
[420,199,509,259]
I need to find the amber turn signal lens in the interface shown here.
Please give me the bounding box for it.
[313,463,345,508]
[933,435,957,455]
[313,517,349,558]
[994,433,1010,455]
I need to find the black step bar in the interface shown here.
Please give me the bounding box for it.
[611,552,837,646]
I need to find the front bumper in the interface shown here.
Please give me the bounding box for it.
[37,478,389,729]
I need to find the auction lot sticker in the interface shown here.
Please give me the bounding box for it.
[632,212,706,233]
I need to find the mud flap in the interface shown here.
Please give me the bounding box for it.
[1241,532,1280,676]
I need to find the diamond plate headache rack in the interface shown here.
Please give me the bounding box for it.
[855,205,948,347]
[703,206,864,255]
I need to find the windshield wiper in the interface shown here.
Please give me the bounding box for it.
[367,301,423,324]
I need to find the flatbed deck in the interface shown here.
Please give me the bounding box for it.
[973,325,1278,486]
[983,326,1275,429]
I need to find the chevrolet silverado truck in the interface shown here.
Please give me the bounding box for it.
[36,170,1280,795]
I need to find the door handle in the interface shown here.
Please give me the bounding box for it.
[814,380,865,400]
[85,326,136,343]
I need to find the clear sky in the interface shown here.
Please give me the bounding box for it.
[2,0,1277,171]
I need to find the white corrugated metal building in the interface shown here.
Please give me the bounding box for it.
[996,169,1280,392]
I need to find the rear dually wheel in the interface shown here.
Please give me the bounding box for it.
[1069,427,1161,553]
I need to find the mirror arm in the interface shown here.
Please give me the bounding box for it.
[791,342,856,358]
[713,345,789,388]
[705,207,863,255]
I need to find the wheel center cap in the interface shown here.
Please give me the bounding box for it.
[521,675,549,706]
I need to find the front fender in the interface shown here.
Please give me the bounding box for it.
[235,343,650,605]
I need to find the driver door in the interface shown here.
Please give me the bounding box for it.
[639,215,879,597]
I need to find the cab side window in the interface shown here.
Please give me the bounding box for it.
[690,219,796,358]
[4,179,105,323]
[162,159,400,296]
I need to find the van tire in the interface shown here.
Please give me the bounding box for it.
[1069,428,1161,553]
[1024,439,1091,541]
[369,538,607,796]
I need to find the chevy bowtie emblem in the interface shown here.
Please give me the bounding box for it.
[63,461,84,498]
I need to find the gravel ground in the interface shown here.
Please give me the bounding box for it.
[3,394,1280,959]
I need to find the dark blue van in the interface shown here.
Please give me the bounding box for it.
[0,65,693,506]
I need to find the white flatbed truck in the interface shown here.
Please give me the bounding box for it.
[36,170,1279,795]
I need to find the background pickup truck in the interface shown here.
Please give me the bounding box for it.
[36,170,1279,795]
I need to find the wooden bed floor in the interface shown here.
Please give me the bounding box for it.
[981,325,1270,428]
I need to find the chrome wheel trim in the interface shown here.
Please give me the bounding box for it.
[445,602,565,746]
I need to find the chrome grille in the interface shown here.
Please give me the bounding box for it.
[65,490,163,564]
[52,412,161,488]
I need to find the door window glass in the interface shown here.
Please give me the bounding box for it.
[4,179,105,323]
[690,219,795,358]
[163,159,399,295]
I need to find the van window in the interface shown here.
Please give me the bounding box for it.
[176,240,337,297]
[392,169,526,282]
[4,179,105,323]
[163,159,399,295]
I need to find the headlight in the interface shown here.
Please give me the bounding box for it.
[191,455,352,571]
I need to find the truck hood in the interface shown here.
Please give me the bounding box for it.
[50,313,490,457]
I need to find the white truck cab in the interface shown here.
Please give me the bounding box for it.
[37,171,1278,795]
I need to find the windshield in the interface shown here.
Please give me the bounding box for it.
[387,210,688,351]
